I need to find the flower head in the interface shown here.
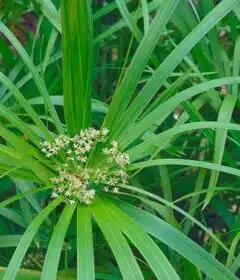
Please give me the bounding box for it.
[40,127,130,205]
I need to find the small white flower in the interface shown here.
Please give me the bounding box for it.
[80,156,87,163]
[103,187,109,192]
[111,141,118,148]
[65,190,71,197]
[51,192,58,198]
[68,157,75,161]
[113,187,119,193]
[84,144,92,152]
[58,187,64,193]
[108,177,117,186]
[87,189,95,197]
[101,128,109,136]
[103,148,110,155]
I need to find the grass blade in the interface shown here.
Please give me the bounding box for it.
[121,76,240,148]
[92,197,144,280]
[41,203,76,280]
[103,0,179,130]
[203,95,237,208]
[0,22,63,134]
[3,197,63,280]
[115,0,239,144]
[61,0,93,134]
[116,200,238,280]
[128,158,240,178]
[103,197,181,280]
[0,235,22,248]
[77,206,94,280]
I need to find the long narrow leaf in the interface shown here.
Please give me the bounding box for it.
[102,197,180,280]
[116,200,238,280]
[115,0,239,144]
[77,206,94,280]
[0,22,63,134]
[203,95,237,207]
[61,0,93,134]
[103,0,179,130]
[3,197,63,280]
[92,197,144,280]
[41,203,76,280]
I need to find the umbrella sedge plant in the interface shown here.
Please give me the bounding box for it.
[0,0,240,279]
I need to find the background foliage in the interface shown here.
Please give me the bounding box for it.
[0,0,240,279]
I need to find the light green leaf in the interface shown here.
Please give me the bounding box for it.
[92,197,144,280]
[61,0,93,134]
[77,206,94,280]
[3,197,63,280]
[41,203,76,280]
[203,94,237,207]
[103,0,179,131]
[102,197,180,280]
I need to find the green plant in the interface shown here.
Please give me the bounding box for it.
[0,0,240,279]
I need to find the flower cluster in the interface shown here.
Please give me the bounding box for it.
[103,141,130,166]
[51,167,95,205]
[40,128,130,205]
[40,128,108,159]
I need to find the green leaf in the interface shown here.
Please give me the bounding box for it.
[0,22,63,134]
[102,197,180,280]
[0,208,26,228]
[232,36,240,96]
[121,75,240,149]
[119,185,228,253]
[227,233,240,267]
[0,103,41,146]
[128,158,240,178]
[116,200,238,280]
[28,96,108,114]
[3,197,63,280]
[42,27,59,73]
[92,197,144,280]
[203,94,237,207]
[158,165,178,227]
[61,0,93,134]
[115,0,142,41]
[36,0,61,32]
[103,0,179,131]
[41,203,76,280]
[94,0,162,44]
[14,180,42,214]
[1,52,62,104]
[0,73,51,141]
[128,121,240,162]
[77,206,94,280]
[183,168,207,235]
[115,0,239,145]
[0,235,22,248]
[0,185,51,210]
[140,0,150,34]
[0,125,53,183]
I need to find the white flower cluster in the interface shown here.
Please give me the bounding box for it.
[103,141,130,166]
[40,128,130,205]
[40,128,108,159]
[51,167,95,205]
